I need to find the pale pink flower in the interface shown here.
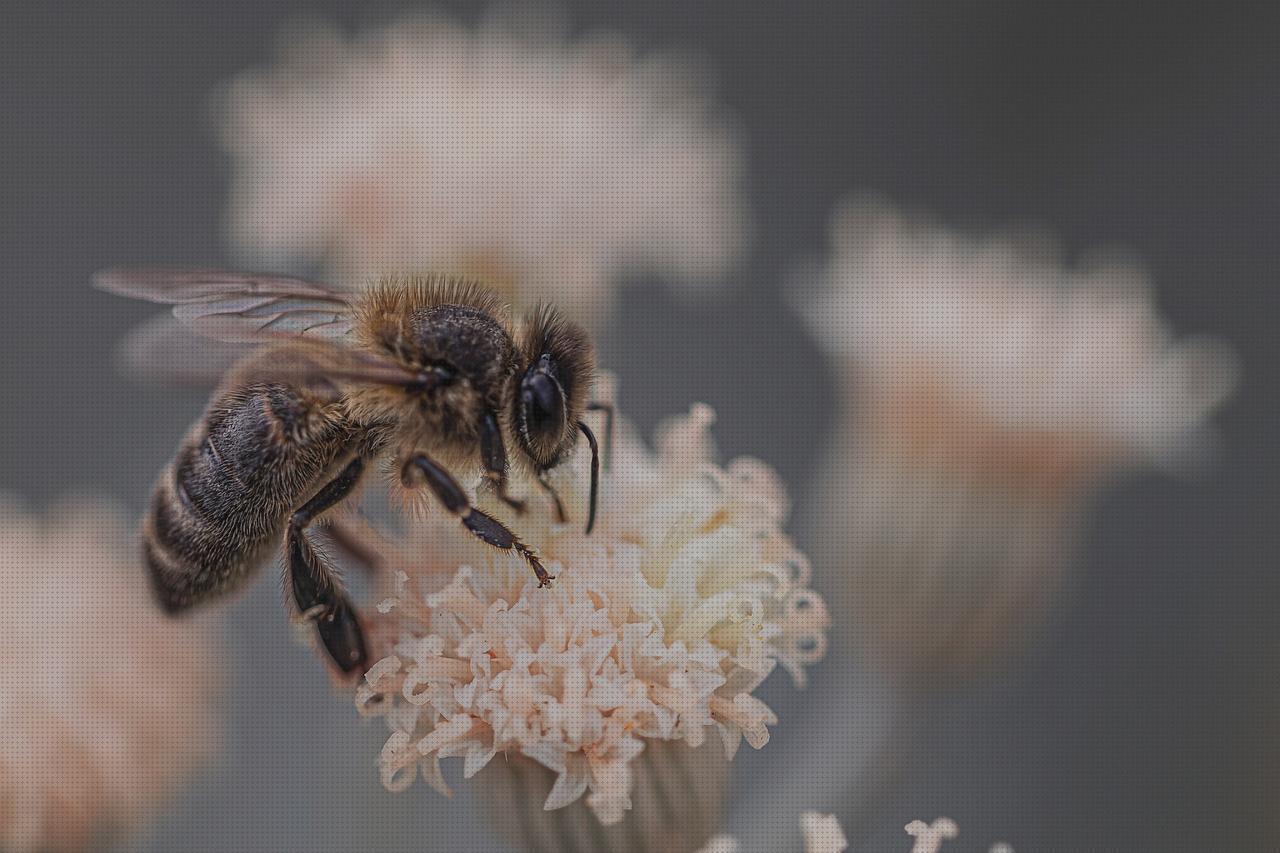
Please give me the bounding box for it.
[702,813,1011,853]
[801,197,1237,479]
[905,817,959,853]
[797,197,1238,683]
[355,403,827,833]
[217,8,748,328]
[0,495,221,853]
[698,811,849,853]
[905,817,1013,853]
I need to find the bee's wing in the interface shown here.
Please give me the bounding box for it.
[116,315,422,390]
[94,268,356,342]
[115,314,258,387]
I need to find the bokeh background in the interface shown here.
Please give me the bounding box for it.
[2,2,1277,850]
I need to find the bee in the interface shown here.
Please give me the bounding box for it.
[95,269,608,677]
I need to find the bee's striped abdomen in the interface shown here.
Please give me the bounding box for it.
[144,382,349,612]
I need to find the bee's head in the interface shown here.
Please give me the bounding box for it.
[511,306,594,472]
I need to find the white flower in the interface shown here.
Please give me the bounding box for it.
[796,197,1239,683]
[702,812,1011,853]
[905,817,959,853]
[799,811,851,853]
[356,404,828,827]
[217,8,748,328]
[698,811,848,853]
[0,495,221,853]
[904,817,1013,853]
[800,196,1238,482]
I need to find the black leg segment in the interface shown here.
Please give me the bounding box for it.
[586,401,614,470]
[286,455,369,675]
[479,412,526,513]
[403,453,554,587]
[535,470,568,524]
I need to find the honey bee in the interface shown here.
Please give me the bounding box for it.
[95,269,607,677]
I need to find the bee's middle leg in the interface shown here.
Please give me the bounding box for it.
[479,412,526,514]
[287,455,369,675]
[402,453,554,587]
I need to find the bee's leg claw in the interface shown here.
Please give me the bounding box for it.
[462,509,552,585]
[404,452,551,588]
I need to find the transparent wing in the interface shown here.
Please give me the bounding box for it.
[94,267,356,342]
[115,314,254,387]
[115,315,422,390]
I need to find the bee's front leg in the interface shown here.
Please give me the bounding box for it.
[402,453,553,588]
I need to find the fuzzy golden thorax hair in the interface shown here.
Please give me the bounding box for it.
[343,276,519,463]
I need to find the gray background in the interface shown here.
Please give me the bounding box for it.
[3,1,1278,850]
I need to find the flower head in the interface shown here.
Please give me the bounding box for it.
[905,817,959,853]
[217,8,748,327]
[797,198,1239,682]
[356,404,828,826]
[904,817,1013,853]
[0,495,220,852]
[800,196,1237,492]
[698,811,849,853]
[699,813,1011,853]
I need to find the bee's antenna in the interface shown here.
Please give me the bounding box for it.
[576,421,600,535]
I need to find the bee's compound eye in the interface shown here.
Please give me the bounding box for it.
[521,370,565,438]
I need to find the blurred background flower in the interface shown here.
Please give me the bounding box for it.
[0,495,221,853]
[700,811,849,853]
[903,817,957,853]
[904,817,1012,853]
[353,403,827,852]
[704,812,1013,853]
[215,6,749,330]
[760,195,1239,850]
[797,196,1239,688]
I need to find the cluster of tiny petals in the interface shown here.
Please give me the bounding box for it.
[357,404,828,825]
[699,813,1013,853]
[800,196,1238,473]
[217,7,747,323]
[905,817,1014,853]
[0,495,219,853]
[698,811,849,853]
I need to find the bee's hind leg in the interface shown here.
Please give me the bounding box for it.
[402,453,554,588]
[287,456,369,675]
